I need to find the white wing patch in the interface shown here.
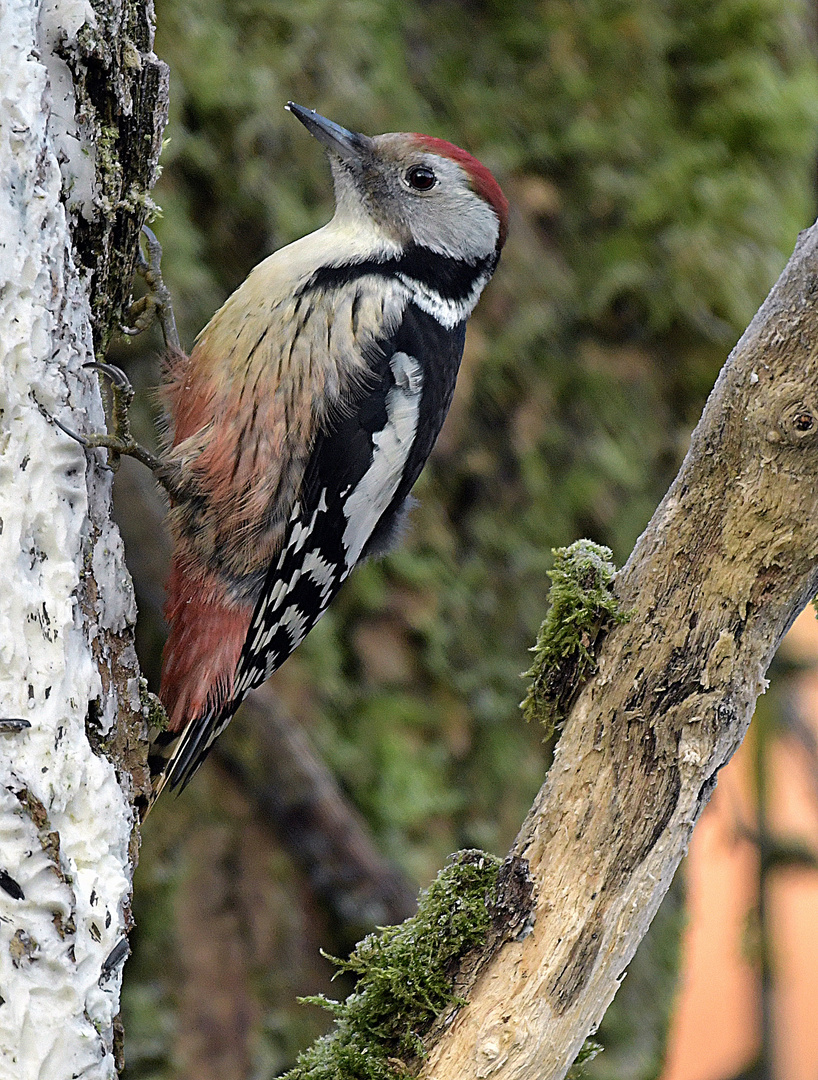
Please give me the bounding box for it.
[341,351,423,567]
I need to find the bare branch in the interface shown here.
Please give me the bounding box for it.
[420,223,818,1080]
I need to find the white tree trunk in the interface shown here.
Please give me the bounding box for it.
[0,2,164,1075]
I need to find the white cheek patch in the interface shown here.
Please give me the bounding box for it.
[341,351,423,567]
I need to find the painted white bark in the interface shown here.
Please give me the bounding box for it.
[0,2,145,1076]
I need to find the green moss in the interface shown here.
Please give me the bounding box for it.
[283,850,501,1080]
[139,679,169,732]
[568,1038,604,1079]
[522,541,629,735]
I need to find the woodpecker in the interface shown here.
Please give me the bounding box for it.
[125,104,508,797]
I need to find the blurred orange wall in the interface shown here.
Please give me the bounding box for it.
[662,608,818,1080]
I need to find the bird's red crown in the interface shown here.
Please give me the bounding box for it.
[412,135,509,249]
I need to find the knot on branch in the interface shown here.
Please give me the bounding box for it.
[775,400,818,443]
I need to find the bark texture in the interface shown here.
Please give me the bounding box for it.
[0,1,166,1076]
[419,222,818,1080]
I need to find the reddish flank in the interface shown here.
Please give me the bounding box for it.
[413,135,509,248]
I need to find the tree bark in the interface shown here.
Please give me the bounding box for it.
[0,2,166,1076]
[419,223,818,1080]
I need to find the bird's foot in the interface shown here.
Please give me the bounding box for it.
[54,362,174,485]
[121,225,181,353]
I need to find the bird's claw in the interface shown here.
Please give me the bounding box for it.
[121,225,181,352]
[50,414,115,471]
[84,361,134,393]
[53,226,181,486]
[56,363,164,477]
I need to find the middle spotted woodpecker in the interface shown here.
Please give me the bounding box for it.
[92,104,508,798]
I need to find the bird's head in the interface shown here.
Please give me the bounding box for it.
[286,102,508,264]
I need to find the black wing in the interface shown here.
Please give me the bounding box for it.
[234,302,465,693]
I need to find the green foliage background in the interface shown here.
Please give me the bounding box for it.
[118,0,818,1076]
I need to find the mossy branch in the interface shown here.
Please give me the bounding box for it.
[284,851,504,1080]
[414,222,818,1080]
[521,541,630,736]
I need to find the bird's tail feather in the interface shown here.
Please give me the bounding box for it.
[147,700,239,804]
[147,559,254,806]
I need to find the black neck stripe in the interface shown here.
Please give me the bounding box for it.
[301,243,498,304]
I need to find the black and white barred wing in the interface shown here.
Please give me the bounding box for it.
[234,344,429,697]
[235,302,465,696]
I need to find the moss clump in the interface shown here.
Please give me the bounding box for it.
[568,1037,604,1078]
[139,679,169,732]
[284,850,502,1080]
[522,541,629,735]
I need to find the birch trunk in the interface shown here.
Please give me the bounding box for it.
[0,1,166,1075]
[419,222,818,1080]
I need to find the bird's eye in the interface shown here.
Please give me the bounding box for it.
[406,166,437,191]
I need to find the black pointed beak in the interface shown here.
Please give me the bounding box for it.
[286,102,371,162]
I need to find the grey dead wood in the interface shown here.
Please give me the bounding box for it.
[418,223,818,1080]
